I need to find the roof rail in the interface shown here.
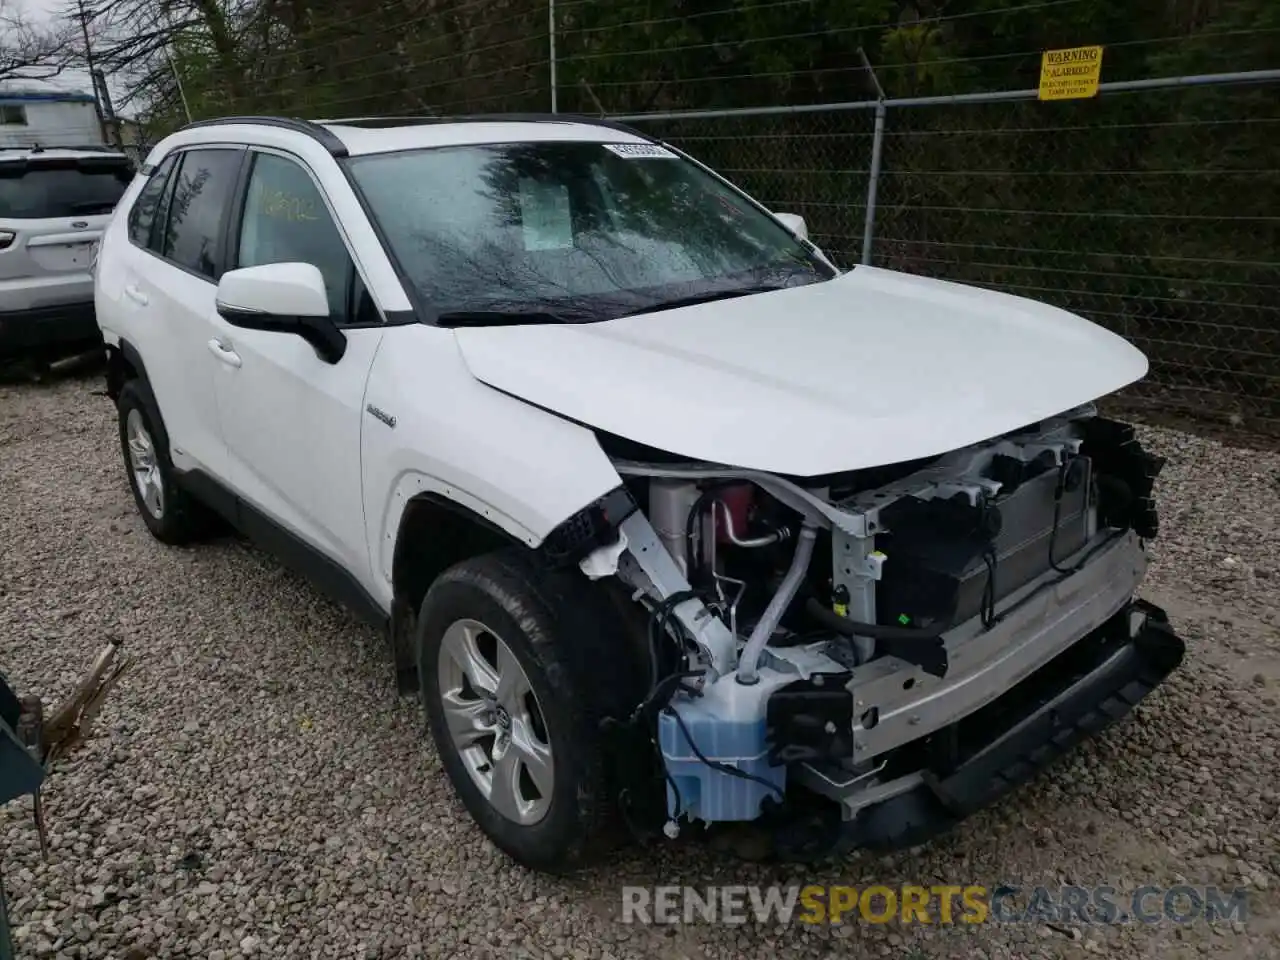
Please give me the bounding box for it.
[462,113,655,139]
[315,112,655,141]
[178,115,349,158]
[180,112,656,159]
[315,116,443,128]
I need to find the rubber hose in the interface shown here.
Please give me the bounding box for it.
[803,596,954,641]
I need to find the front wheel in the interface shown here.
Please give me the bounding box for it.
[416,550,638,872]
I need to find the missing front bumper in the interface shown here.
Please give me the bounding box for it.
[844,530,1150,761]
[836,598,1184,850]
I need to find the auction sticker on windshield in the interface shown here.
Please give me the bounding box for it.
[604,143,677,159]
[518,179,574,250]
[1038,45,1104,100]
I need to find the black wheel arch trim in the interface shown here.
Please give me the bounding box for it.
[388,492,529,694]
[392,491,517,549]
[107,337,174,455]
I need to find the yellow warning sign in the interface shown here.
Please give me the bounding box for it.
[1038,45,1103,100]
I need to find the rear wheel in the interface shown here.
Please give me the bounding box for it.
[416,550,641,871]
[116,379,214,544]
[125,406,165,521]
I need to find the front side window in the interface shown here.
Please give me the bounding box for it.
[128,153,178,248]
[159,147,243,280]
[0,105,26,125]
[0,160,132,219]
[345,141,833,323]
[236,152,355,320]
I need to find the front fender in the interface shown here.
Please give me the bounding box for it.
[361,325,623,604]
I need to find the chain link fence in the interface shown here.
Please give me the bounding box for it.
[110,0,1280,437]
[616,72,1280,435]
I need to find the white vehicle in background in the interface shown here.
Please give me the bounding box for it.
[92,113,1183,871]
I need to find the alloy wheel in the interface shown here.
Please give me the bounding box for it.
[125,408,165,519]
[436,618,554,825]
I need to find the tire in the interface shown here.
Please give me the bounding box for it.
[116,379,214,545]
[416,549,643,872]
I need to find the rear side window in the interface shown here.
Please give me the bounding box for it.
[158,148,243,280]
[0,162,133,219]
[128,154,178,249]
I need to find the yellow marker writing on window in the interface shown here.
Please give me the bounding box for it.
[261,189,318,222]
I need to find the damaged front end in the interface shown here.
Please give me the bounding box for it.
[576,407,1184,857]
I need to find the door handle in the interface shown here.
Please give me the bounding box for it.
[206,338,242,368]
[124,284,148,306]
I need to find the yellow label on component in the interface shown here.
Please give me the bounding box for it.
[832,603,848,617]
[1038,45,1103,100]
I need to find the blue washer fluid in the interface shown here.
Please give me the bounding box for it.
[658,700,786,822]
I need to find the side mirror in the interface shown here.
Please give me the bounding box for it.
[216,262,347,364]
[773,212,809,240]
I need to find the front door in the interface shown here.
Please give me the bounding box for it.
[211,148,385,588]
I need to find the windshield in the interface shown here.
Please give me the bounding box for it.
[0,161,133,219]
[345,141,835,323]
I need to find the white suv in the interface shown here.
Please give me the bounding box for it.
[95,114,1183,872]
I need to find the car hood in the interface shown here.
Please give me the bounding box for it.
[453,266,1148,476]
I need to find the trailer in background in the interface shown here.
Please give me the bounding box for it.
[0,89,103,149]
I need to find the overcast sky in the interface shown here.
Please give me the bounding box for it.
[10,0,137,115]
[20,0,60,17]
[13,0,90,92]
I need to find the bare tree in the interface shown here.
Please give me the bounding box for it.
[82,0,266,121]
[0,0,73,83]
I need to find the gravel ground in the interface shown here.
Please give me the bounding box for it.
[2,372,1278,960]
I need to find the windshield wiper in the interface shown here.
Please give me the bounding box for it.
[619,283,791,318]
[433,309,578,328]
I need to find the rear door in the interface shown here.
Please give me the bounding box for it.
[118,146,247,483]
[0,155,132,311]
